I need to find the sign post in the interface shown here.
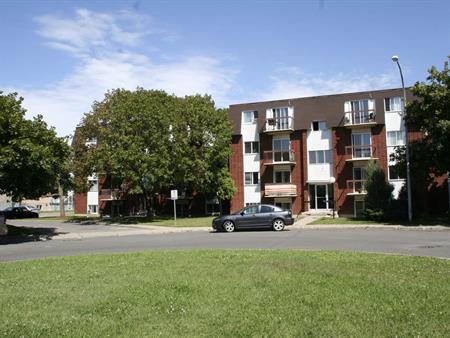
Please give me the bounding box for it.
[170,189,178,225]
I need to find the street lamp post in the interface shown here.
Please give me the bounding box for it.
[392,55,413,223]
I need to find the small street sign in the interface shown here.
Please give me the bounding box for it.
[171,189,178,200]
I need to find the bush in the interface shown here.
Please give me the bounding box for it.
[363,160,394,221]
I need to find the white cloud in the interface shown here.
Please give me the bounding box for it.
[12,9,236,136]
[256,67,398,101]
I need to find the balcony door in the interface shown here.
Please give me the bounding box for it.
[273,107,289,130]
[353,167,367,193]
[272,138,290,162]
[309,184,334,210]
[351,133,372,158]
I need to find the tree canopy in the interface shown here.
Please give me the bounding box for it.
[404,56,450,176]
[0,92,71,202]
[391,56,450,213]
[73,88,235,213]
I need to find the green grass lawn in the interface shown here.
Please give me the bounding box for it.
[64,215,214,227]
[0,250,449,337]
[309,214,449,226]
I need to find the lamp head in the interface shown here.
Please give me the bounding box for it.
[391,55,399,62]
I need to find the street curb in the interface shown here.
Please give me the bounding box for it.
[293,224,450,231]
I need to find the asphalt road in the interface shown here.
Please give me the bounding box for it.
[1,226,449,261]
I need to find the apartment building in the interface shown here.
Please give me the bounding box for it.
[228,88,415,217]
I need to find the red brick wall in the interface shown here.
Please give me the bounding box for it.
[259,133,273,195]
[74,193,87,214]
[372,125,388,177]
[230,135,244,212]
[291,130,302,215]
[300,130,309,213]
[333,127,353,215]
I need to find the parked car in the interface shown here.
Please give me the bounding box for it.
[212,204,294,232]
[2,206,39,219]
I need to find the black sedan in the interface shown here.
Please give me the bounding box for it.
[2,206,39,219]
[212,204,294,232]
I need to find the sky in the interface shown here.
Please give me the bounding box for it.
[1,0,449,136]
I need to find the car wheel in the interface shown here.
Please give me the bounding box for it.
[222,220,235,233]
[272,219,285,231]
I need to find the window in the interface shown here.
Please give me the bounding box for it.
[353,167,367,193]
[245,202,258,207]
[353,167,367,180]
[312,121,326,131]
[245,172,259,185]
[387,131,405,146]
[274,170,291,183]
[345,99,375,124]
[270,107,290,130]
[351,99,369,112]
[260,205,274,213]
[243,110,258,123]
[88,205,97,214]
[309,150,332,164]
[273,138,290,151]
[244,141,259,154]
[389,165,405,180]
[354,200,365,218]
[351,133,372,158]
[272,138,291,162]
[385,97,403,112]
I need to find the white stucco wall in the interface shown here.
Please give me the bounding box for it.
[307,127,333,182]
[241,114,261,205]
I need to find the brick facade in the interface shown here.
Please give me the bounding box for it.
[74,193,87,214]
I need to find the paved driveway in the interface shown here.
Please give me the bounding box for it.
[0,220,449,261]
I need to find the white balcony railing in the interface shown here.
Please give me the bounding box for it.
[346,180,367,194]
[344,110,376,126]
[263,150,295,165]
[263,116,294,132]
[345,145,376,160]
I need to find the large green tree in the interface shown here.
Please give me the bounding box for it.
[73,88,235,216]
[0,92,71,203]
[391,56,450,213]
[170,95,235,202]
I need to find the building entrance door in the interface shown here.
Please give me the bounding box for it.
[309,184,334,210]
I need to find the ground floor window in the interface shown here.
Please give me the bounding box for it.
[88,204,98,214]
[354,200,365,218]
[274,197,292,211]
[309,184,334,210]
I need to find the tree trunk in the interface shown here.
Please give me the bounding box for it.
[58,183,65,218]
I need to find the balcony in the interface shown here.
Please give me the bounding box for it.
[99,189,125,201]
[345,145,377,162]
[344,110,376,128]
[264,183,297,197]
[263,150,295,165]
[347,180,367,195]
[263,116,294,133]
